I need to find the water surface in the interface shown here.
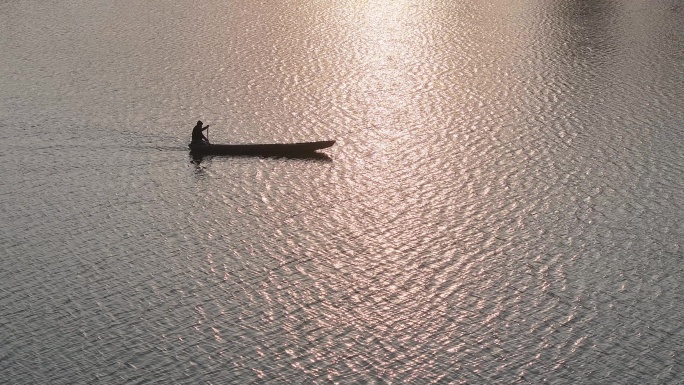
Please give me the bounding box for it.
[1,0,683,383]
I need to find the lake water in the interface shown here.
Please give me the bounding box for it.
[1,0,683,383]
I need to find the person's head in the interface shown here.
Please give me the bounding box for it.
[196,120,203,126]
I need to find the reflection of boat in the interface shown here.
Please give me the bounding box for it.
[188,140,335,156]
[190,150,332,164]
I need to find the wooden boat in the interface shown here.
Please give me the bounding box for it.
[188,140,335,156]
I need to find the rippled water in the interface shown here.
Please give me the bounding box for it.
[1,0,683,383]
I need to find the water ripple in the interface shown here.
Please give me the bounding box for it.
[1,0,683,383]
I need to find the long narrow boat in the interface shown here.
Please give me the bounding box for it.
[188,140,335,156]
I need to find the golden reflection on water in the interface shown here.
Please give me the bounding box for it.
[311,6,458,375]
[344,0,426,129]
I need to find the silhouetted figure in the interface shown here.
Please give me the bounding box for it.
[191,120,210,144]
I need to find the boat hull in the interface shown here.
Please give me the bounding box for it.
[188,140,335,156]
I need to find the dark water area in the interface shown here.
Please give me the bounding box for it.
[1,0,683,383]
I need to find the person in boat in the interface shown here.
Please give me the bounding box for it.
[191,120,210,144]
